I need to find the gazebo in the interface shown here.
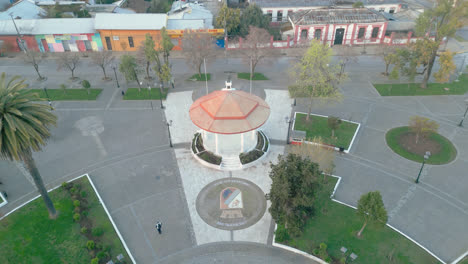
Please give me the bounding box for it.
[189,87,270,157]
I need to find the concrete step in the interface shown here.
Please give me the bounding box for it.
[220,156,242,170]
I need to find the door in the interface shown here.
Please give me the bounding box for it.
[62,40,70,51]
[41,39,49,52]
[105,36,112,50]
[334,28,344,45]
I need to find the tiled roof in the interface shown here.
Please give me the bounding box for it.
[289,8,387,25]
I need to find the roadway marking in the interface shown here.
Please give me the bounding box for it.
[129,206,159,260]
[105,88,119,110]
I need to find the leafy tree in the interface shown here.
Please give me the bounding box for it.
[380,46,399,76]
[119,54,142,91]
[398,39,438,82]
[327,116,341,138]
[289,136,335,178]
[90,51,115,80]
[269,154,321,236]
[81,80,91,95]
[181,31,216,77]
[356,191,388,237]
[139,34,156,80]
[24,51,45,80]
[147,0,171,13]
[215,4,241,36]
[241,26,274,79]
[434,51,456,83]
[0,73,58,218]
[56,53,80,79]
[414,0,468,88]
[409,116,439,144]
[352,1,364,8]
[159,27,174,66]
[288,40,343,121]
[239,4,270,37]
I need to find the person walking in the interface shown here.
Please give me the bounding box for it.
[155,221,162,234]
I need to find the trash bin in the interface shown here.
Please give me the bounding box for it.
[339,147,345,152]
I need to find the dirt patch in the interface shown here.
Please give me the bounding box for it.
[398,132,441,156]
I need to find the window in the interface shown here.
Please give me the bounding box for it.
[277,10,283,21]
[357,27,366,39]
[379,8,385,12]
[128,36,134,48]
[389,7,395,13]
[371,27,379,38]
[314,29,322,40]
[113,36,119,41]
[267,11,272,21]
[300,29,308,40]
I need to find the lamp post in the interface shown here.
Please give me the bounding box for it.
[42,86,53,110]
[285,116,295,144]
[111,64,120,88]
[415,151,431,184]
[166,120,173,148]
[458,98,468,127]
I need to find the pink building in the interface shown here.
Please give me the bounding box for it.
[289,8,388,47]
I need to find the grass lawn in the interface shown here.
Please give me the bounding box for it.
[276,177,440,264]
[373,74,468,96]
[28,89,102,100]
[386,126,457,165]
[123,87,168,100]
[188,73,211,81]
[294,113,358,150]
[0,176,129,264]
[237,72,269,80]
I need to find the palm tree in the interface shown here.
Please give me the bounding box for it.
[0,73,58,218]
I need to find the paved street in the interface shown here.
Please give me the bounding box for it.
[0,51,467,263]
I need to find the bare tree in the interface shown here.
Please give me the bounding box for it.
[338,45,358,77]
[241,26,274,78]
[90,51,115,80]
[409,116,439,144]
[56,53,80,79]
[181,30,216,77]
[24,51,45,80]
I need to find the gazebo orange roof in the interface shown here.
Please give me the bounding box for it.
[189,90,270,134]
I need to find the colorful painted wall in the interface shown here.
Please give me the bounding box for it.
[35,33,103,53]
[0,35,40,52]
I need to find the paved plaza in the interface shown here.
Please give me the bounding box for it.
[0,52,467,263]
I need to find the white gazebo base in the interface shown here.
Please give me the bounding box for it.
[202,130,257,156]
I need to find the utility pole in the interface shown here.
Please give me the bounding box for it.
[10,13,26,53]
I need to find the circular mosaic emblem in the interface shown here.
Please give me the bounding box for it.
[196,178,267,230]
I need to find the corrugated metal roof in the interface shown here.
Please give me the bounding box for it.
[0,18,95,35]
[289,8,387,25]
[94,13,167,30]
[167,19,205,30]
[249,0,400,8]
[0,0,46,20]
[168,2,213,29]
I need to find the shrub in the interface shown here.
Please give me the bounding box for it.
[275,224,290,242]
[73,200,81,207]
[198,151,222,165]
[61,182,71,189]
[82,210,89,217]
[95,243,103,250]
[86,240,95,250]
[92,227,104,237]
[239,149,264,164]
[73,213,81,222]
[70,187,78,194]
[80,227,88,234]
[192,133,200,153]
[81,80,91,89]
[90,257,99,264]
[97,250,109,259]
[195,133,205,152]
[80,191,87,198]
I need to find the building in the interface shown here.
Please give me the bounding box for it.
[0,18,102,52]
[0,0,46,20]
[94,13,167,51]
[248,0,402,23]
[288,8,388,46]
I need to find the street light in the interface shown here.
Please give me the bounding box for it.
[285,116,295,144]
[111,64,120,88]
[42,86,53,110]
[415,151,431,184]
[166,120,173,148]
[458,98,468,127]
